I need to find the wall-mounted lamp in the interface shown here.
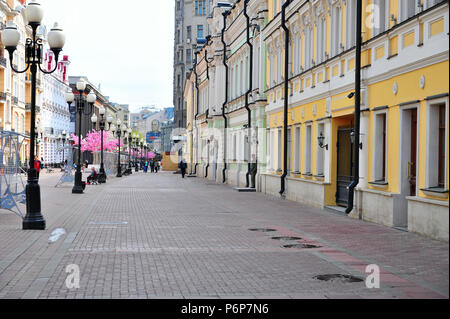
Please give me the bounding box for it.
[390,14,397,25]
[350,130,363,150]
[318,131,328,150]
[347,92,355,99]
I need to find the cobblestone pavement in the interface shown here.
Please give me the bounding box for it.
[0,171,448,299]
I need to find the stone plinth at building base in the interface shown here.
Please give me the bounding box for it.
[407,196,449,242]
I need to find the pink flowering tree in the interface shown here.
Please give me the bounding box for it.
[71,130,121,154]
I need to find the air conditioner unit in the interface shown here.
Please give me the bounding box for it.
[186,38,191,44]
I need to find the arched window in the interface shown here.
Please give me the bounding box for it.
[20,115,24,133]
[14,112,18,131]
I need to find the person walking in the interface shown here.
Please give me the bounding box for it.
[150,160,155,173]
[155,160,160,173]
[143,161,148,173]
[179,159,187,179]
[34,156,41,180]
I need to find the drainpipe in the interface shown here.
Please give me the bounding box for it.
[279,0,292,197]
[194,51,200,175]
[244,0,253,188]
[346,0,362,214]
[221,11,230,184]
[205,49,210,178]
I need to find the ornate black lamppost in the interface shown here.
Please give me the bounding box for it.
[139,138,144,170]
[112,120,127,178]
[91,108,113,183]
[2,1,66,230]
[132,133,139,172]
[57,130,67,166]
[65,80,96,194]
[127,128,133,172]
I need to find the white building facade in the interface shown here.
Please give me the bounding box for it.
[40,52,71,165]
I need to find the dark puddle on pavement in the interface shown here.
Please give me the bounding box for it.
[313,274,364,283]
[271,236,303,241]
[283,243,322,249]
[248,228,277,232]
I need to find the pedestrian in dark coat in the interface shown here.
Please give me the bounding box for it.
[179,159,187,178]
[150,160,155,173]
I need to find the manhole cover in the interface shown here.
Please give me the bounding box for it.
[249,228,277,232]
[283,244,321,249]
[313,274,364,283]
[272,236,302,241]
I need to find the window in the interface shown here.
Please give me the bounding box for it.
[305,27,313,69]
[372,0,386,36]
[400,0,416,22]
[427,103,447,188]
[186,49,192,63]
[317,18,327,63]
[277,129,282,171]
[273,0,277,18]
[187,26,192,41]
[195,0,206,16]
[294,125,301,172]
[374,113,387,181]
[331,6,342,56]
[197,25,204,39]
[305,125,312,174]
[232,134,237,161]
[346,0,356,48]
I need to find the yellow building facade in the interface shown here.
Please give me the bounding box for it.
[262,0,448,241]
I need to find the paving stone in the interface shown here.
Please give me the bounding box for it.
[0,171,448,299]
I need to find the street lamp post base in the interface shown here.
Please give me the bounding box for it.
[72,171,84,194]
[23,181,46,230]
[98,173,107,183]
[72,185,84,194]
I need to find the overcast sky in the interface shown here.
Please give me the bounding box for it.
[40,0,174,113]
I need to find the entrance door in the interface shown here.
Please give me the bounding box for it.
[409,109,417,196]
[336,128,354,206]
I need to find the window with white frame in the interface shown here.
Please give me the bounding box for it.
[346,0,356,49]
[331,5,342,57]
[305,124,312,174]
[232,133,237,161]
[267,129,273,170]
[294,125,301,172]
[277,48,282,83]
[400,0,416,22]
[316,17,327,63]
[372,0,387,36]
[373,112,387,181]
[305,26,313,69]
[425,0,446,10]
[427,101,448,189]
[240,59,244,96]
[294,33,302,73]
[316,123,325,176]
